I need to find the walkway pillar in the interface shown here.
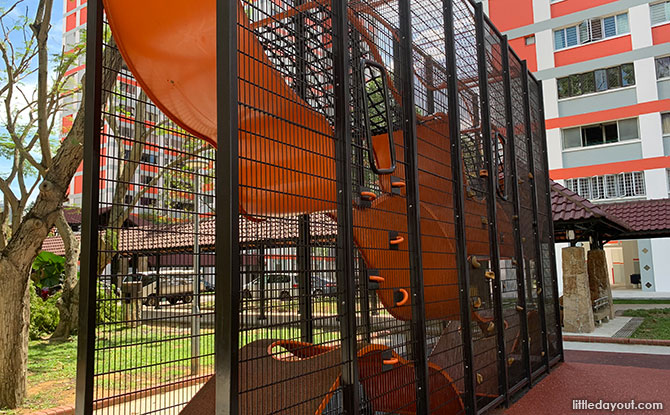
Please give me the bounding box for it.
[587,249,614,320]
[562,247,595,333]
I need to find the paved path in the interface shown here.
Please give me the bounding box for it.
[612,289,670,300]
[505,349,670,415]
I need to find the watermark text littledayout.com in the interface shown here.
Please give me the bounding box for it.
[573,399,663,412]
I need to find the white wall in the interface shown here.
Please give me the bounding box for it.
[651,238,670,292]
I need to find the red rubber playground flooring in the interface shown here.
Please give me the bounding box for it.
[505,350,670,415]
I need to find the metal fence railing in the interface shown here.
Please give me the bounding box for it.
[77,1,562,414]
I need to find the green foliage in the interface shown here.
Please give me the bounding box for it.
[29,282,60,340]
[96,283,122,324]
[31,252,65,289]
[622,308,670,340]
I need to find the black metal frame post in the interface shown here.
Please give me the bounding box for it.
[425,55,435,114]
[75,1,103,413]
[398,1,430,412]
[503,45,532,390]
[332,1,360,413]
[444,0,477,413]
[536,76,564,363]
[298,214,314,342]
[293,0,307,100]
[155,254,161,309]
[215,0,240,413]
[258,244,267,321]
[522,64,550,375]
[475,3,509,404]
[358,255,373,343]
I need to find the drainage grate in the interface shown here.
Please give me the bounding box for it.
[613,318,644,338]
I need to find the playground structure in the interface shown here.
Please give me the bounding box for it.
[76,0,562,414]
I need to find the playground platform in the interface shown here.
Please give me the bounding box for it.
[504,349,670,415]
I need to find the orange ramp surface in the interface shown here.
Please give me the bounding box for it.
[104,0,514,323]
[104,0,336,216]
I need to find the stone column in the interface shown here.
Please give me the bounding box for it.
[588,249,614,320]
[562,246,595,333]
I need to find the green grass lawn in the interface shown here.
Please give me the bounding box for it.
[622,308,670,340]
[2,324,342,414]
[613,299,670,305]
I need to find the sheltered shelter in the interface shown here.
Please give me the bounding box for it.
[550,181,631,247]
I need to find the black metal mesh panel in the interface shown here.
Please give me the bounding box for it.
[82,1,560,413]
[507,52,531,389]
[409,2,467,414]
[529,78,560,362]
[519,72,546,375]
[237,2,347,413]
[347,2,425,413]
[451,1,502,409]
[93,20,216,414]
[482,22,526,396]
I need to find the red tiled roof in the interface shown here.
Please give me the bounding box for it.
[600,199,670,234]
[41,234,81,256]
[551,180,631,242]
[551,181,629,229]
[41,213,337,255]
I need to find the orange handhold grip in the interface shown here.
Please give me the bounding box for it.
[389,236,404,245]
[369,275,385,283]
[391,180,406,188]
[396,289,409,306]
[382,358,399,365]
[360,191,377,201]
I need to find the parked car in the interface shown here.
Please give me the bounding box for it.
[123,270,205,306]
[242,273,298,301]
[203,279,215,292]
[311,275,336,297]
[242,273,336,300]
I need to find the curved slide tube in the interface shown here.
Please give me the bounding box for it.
[104,0,515,322]
[180,339,464,414]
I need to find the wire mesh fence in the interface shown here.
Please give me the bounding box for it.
[78,0,562,414]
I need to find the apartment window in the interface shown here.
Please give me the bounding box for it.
[121,82,137,97]
[554,13,629,50]
[140,153,157,164]
[140,175,153,185]
[662,113,670,135]
[524,35,535,45]
[557,63,634,99]
[140,197,156,207]
[565,172,645,200]
[146,109,159,123]
[667,169,670,193]
[650,1,670,25]
[118,125,134,138]
[562,118,639,149]
[656,56,670,79]
[118,104,135,117]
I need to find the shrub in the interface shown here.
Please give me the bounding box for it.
[97,283,122,324]
[29,281,60,339]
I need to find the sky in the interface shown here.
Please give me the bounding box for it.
[0,0,65,205]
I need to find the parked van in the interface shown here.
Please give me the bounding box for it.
[123,270,205,306]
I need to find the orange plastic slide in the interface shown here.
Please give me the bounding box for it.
[104,0,336,216]
[104,0,514,322]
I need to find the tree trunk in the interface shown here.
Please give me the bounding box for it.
[0,264,30,408]
[0,41,122,409]
[51,210,80,339]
